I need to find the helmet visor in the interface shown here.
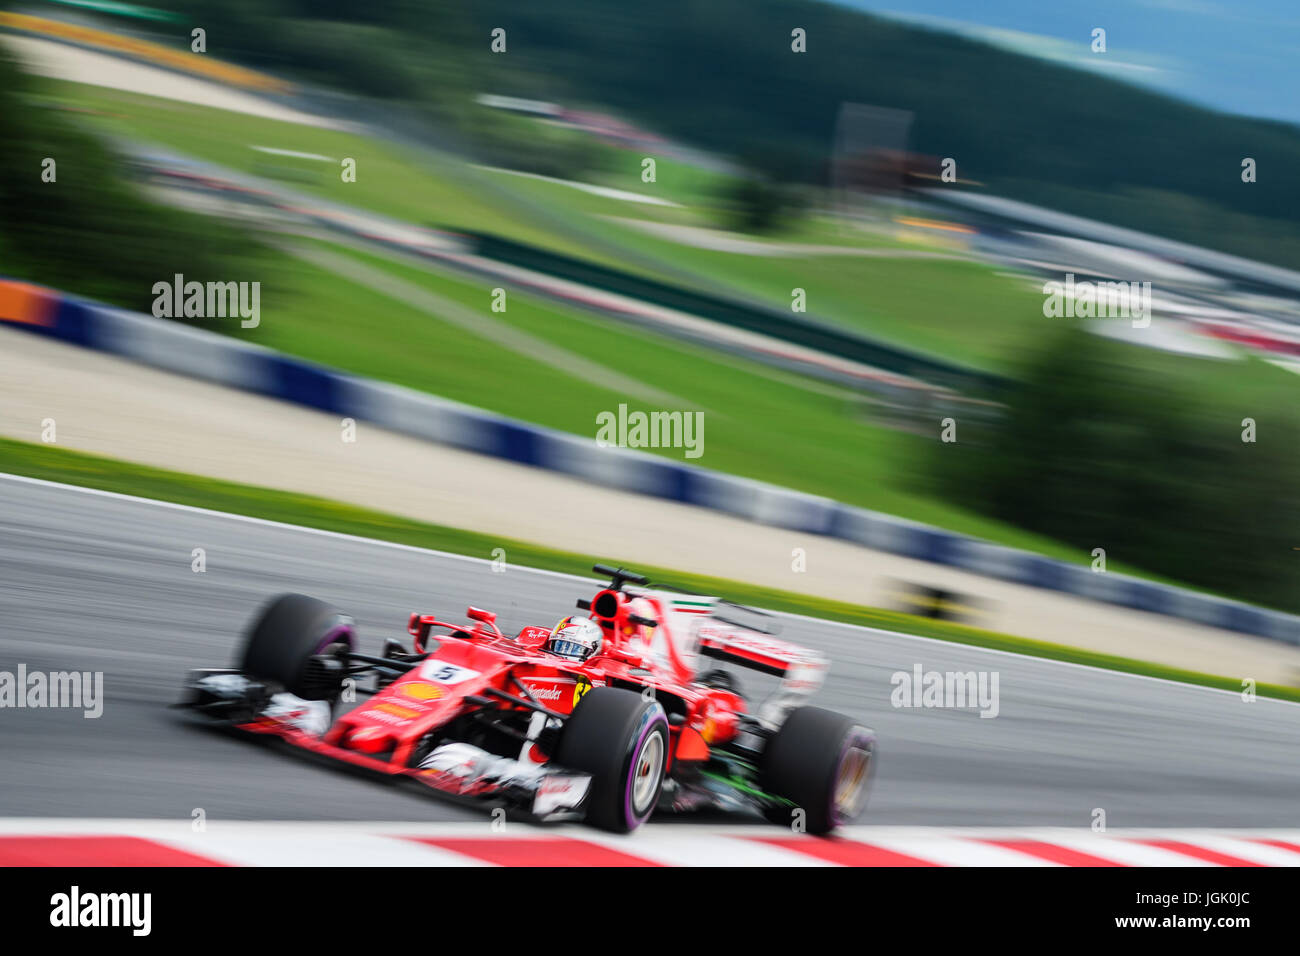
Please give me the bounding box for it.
[549,638,591,659]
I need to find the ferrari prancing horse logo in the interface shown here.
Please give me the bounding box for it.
[573,676,592,708]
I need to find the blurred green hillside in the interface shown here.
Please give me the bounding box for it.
[129,0,1300,268]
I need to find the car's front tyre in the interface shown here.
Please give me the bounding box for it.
[239,593,354,703]
[555,688,669,833]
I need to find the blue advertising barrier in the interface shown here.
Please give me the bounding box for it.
[5,285,1296,648]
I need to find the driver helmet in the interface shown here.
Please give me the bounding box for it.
[546,615,603,661]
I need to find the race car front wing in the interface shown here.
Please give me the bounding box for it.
[179,669,592,821]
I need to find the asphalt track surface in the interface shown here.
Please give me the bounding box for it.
[2,475,1299,828]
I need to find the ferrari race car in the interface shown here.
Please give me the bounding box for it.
[180,565,875,833]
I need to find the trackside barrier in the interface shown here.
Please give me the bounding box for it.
[465,231,1011,398]
[2,281,1296,647]
[0,13,292,93]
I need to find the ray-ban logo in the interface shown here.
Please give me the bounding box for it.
[152,274,260,328]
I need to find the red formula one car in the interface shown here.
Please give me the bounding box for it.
[181,565,875,833]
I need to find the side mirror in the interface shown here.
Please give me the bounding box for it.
[466,606,497,624]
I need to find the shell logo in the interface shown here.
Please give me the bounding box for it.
[401,682,444,701]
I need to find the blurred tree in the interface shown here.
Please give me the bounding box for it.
[0,51,259,313]
[717,176,806,234]
[145,0,1300,266]
[460,0,1300,269]
[931,328,1300,612]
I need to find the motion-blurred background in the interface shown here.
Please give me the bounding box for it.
[4,0,1300,668]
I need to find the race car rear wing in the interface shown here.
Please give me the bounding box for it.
[697,624,826,681]
[696,624,827,727]
[711,599,781,636]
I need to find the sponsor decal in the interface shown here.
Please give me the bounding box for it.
[573,675,592,707]
[419,661,480,685]
[521,680,572,703]
[670,599,714,615]
[533,774,591,816]
[358,709,409,727]
[370,702,420,721]
[401,681,444,701]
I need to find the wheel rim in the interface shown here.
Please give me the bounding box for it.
[832,734,872,822]
[631,732,664,814]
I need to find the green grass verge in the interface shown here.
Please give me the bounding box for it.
[44,79,1043,373]
[477,168,1047,372]
[38,81,613,268]
[290,235,1238,593]
[57,74,1280,385]
[20,79,1285,607]
[2,436,1294,702]
[40,79,718,282]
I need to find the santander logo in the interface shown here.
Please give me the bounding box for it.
[523,683,568,702]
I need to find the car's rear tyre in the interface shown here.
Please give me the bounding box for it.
[555,688,669,833]
[240,594,355,702]
[761,706,875,835]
